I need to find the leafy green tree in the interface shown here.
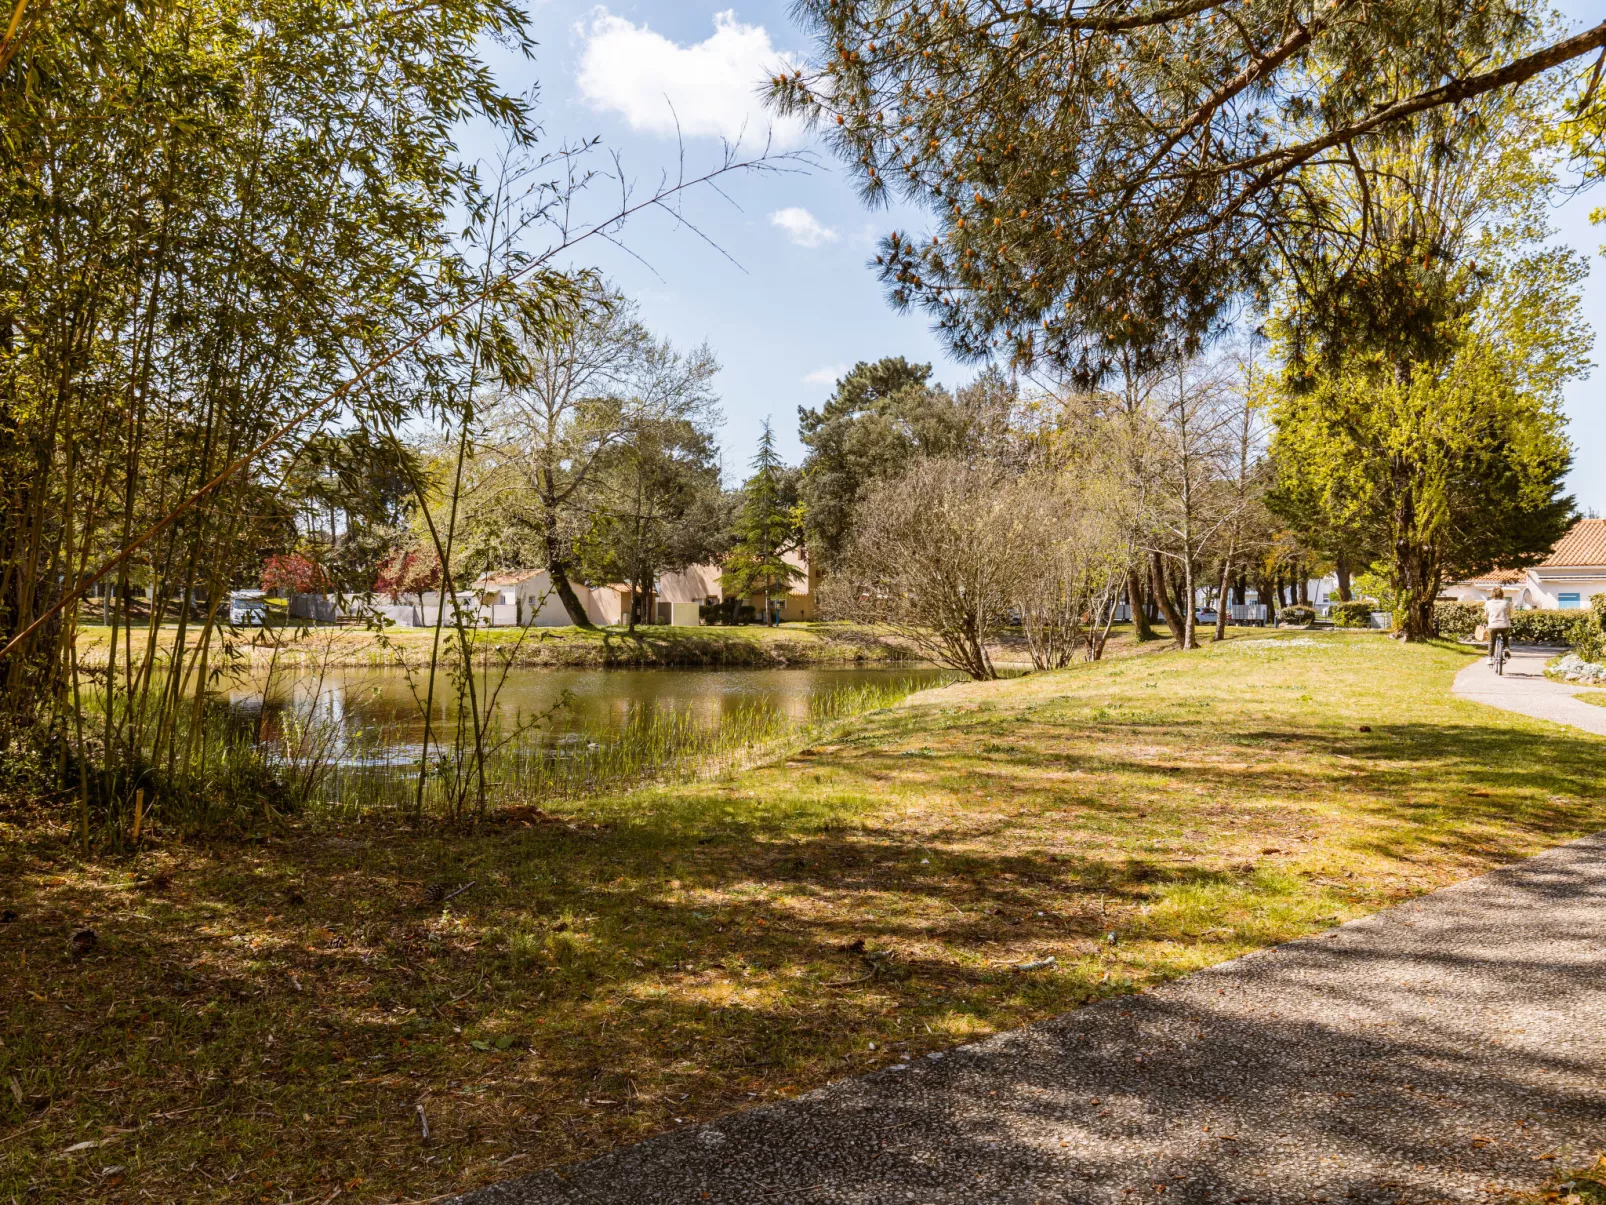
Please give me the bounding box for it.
[1271,262,1580,640]
[723,423,803,624]
[281,430,422,592]
[769,1,1605,376]
[1267,76,1583,639]
[578,410,730,631]
[798,358,1015,567]
[465,290,719,626]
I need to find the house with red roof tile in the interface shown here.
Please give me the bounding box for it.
[1441,519,1606,611]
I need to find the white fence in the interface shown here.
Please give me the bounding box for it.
[288,593,343,622]
[287,594,523,629]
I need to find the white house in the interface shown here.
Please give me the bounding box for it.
[1442,519,1606,611]
[469,571,624,627]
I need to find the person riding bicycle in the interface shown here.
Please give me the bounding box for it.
[1483,587,1513,665]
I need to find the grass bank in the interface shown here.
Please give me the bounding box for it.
[73,620,922,670]
[4,632,1602,1203]
[73,619,1166,672]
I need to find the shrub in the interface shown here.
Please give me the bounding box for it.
[1328,601,1373,628]
[1510,609,1585,646]
[261,552,328,595]
[1573,594,1606,663]
[1278,605,1315,626]
[1432,601,1482,638]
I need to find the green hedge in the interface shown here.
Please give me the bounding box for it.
[1278,605,1315,626]
[1328,601,1374,628]
[1433,602,1482,638]
[1511,609,1585,645]
[1433,602,1587,644]
[1574,595,1606,662]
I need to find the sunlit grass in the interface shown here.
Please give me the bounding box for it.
[4,631,1603,1203]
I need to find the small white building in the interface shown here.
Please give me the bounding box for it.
[1442,519,1606,611]
[470,571,624,627]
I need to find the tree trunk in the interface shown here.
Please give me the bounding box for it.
[1214,549,1233,642]
[1166,560,1192,643]
[1149,552,1187,649]
[1296,567,1310,606]
[1182,558,1198,650]
[1396,542,1439,642]
[540,509,594,628]
[1127,566,1154,641]
[1257,573,1278,625]
[1335,551,1352,602]
[549,560,594,629]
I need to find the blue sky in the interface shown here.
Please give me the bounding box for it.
[474,3,1604,510]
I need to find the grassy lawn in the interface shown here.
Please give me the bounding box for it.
[1576,691,1606,709]
[4,632,1603,1203]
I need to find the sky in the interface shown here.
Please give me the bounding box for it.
[470,2,1605,511]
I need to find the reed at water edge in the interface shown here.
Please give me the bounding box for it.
[277,674,947,822]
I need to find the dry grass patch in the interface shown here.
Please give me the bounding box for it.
[4,631,1603,1203]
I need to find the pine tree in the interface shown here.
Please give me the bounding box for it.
[722,422,802,625]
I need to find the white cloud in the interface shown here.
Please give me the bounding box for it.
[577,10,807,148]
[803,364,847,387]
[770,207,839,248]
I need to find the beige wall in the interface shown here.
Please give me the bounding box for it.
[657,563,723,605]
[657,552,821,622]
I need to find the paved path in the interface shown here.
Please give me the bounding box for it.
[455,833,1606,1205]
[1452,645,1606,737]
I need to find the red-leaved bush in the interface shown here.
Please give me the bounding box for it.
[261,553,328,595]
[373,546,440,598]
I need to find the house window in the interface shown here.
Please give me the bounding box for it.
[1558,592,1582,610]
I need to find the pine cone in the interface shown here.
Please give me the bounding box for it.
[68,927,98,957]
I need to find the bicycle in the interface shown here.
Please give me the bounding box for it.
[1491,629,1509,676]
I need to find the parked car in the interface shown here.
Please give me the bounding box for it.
[228,589,267,626]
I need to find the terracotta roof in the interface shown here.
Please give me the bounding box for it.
[1467,568,1528,585]
[1542,519,1606,567]
[474,570,543,587]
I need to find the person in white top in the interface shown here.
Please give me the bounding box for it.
[1483,587,1513,664]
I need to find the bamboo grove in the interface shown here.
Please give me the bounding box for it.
[0,0,564,833]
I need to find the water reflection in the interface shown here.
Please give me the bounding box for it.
[225,665,958,757]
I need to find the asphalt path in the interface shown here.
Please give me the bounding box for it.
[1451,645,1606,737]
[454,830,1606,1205]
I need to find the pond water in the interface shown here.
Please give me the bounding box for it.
[223,663,960,753]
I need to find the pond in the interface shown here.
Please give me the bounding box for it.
[224,663,960,757]
[210,663,961,815]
